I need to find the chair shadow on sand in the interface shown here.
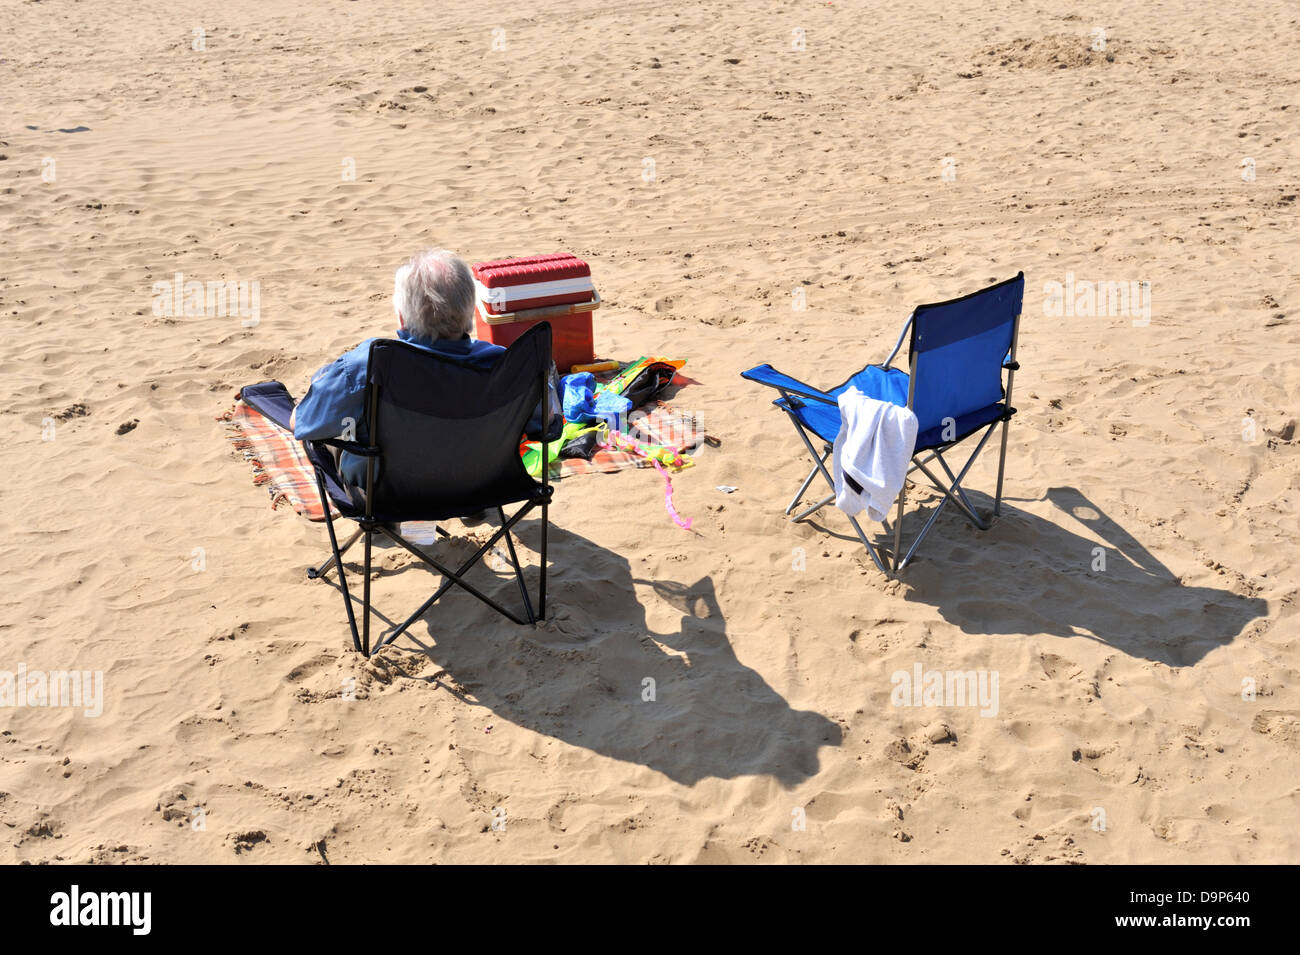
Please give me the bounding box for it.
[816,484,1266,667]
[347,522,841,786]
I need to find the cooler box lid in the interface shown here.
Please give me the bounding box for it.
[472,253,595,315]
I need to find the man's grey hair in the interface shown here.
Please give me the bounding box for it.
[392,248,476,339]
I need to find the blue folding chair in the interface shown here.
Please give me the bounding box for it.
[742,273,1024,575]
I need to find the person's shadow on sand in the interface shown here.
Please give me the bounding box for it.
[375,524,840,786]
[883,485,1268,667]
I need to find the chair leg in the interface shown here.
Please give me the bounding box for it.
[898,493,951,572]
[791,491,836,523]
[914,459,982,528]
[313,491,553,654]
[385,573,459,647]
[788,425,841,525]
[895,424,1000,571]
[371,504,542,652]
[314,469,362,654]
[539,499,548,621]
[500,507,536,624]
[912,424,998,529]
[846,513,890,575]
[934,451,985,528]
[784,408,898,574]
[994,416,1011,517]
[362,526,373,657]
[307,528,362,580]
[786,455,826,515]
[892,480,906,574]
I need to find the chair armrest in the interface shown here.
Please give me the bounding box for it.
[741,364,837,405]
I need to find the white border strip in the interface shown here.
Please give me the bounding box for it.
[474,276,594,306]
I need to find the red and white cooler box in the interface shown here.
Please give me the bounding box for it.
[472,253,599,372]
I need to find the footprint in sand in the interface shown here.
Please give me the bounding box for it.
[1252,711,1300,750]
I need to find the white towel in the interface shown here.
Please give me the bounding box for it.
[832,387,918,522]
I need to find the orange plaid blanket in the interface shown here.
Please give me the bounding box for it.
[219,402,334,521]
[220,399,703,522]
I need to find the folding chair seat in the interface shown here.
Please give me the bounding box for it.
[300,323,555,656]
[742,273,1024,575]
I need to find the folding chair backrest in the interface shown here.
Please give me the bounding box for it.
[364,323,551,518]
[908,273,1024,434]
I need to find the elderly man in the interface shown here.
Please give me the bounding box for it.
[292,248,559,485]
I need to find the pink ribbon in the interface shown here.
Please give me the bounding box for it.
[652,460,693,531]
[598,429,694,531]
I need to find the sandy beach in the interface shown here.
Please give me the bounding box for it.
[1,0,1297,863]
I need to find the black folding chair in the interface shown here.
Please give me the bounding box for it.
[303,323,554,656]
